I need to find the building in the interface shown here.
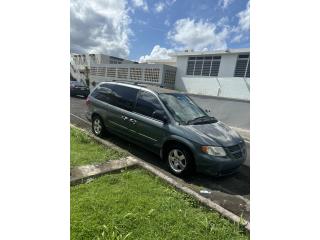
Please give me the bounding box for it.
[144,58,177,67]
[89,63,177,89]
[70,53,138,84]
[70,53,177,89]
[171,48,250,100]
[70,48,250,99]
[71,53,137,66]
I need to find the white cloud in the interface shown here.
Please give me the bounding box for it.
[167,18,230,51]
[164,19,170,26]
[139,45,174,62]
[218,0,234,9]
[70,0,132,58]
[155,2,165,13]
[231,2,250,42]
[154,0,176,13]
[132,0,148,11]
[237,1,250,32]
[231,33,242,43]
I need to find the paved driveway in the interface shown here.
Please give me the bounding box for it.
[70,96,250,220]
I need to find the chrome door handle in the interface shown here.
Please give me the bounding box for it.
[121,115,128,120]
[129,119,137,124]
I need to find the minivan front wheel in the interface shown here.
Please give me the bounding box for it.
[92,115,105,137]
[166,144,194,176]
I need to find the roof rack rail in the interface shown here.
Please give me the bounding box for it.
[110,80,162,87]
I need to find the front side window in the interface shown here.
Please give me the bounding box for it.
[134,91,164,120]
[111,85,138,111]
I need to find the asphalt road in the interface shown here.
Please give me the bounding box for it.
[70,96,250,221]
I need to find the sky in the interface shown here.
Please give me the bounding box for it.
[70,0,250,62]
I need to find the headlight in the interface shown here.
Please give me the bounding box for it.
[201,146,226,157]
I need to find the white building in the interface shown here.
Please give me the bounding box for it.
[70,49,250,99]
[171,48,250,100]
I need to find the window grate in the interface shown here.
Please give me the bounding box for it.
[96,67,106,77]
[107,67,116,77]
[117,68,128,79]
[164,69,176,86]
[130,68,142,80]
[144,68,160,82]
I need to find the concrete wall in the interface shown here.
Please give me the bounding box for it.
[176,76,250,100]
[188,94,250,130]
[218,54,238,77]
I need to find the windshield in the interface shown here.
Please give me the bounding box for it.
[159,93,217,125]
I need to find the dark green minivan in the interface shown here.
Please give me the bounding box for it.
[86,82,246,176]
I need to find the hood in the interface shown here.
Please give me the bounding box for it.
[183,121,242,147]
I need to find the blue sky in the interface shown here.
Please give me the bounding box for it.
[71,0,250,62]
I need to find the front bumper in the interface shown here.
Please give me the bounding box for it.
[194,151,246,176]
[70,88,90,96]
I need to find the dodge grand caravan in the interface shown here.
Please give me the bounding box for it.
[86,82,246,176]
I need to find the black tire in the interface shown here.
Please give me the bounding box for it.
[92,115,106,137]
[165,143,195,177]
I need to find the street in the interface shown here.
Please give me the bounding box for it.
[70,96,250,221]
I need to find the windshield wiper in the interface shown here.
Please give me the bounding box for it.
[187,116,217,125]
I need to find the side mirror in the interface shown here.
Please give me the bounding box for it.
[152,110,168,124]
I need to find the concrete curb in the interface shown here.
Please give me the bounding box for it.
[70,156,138,186]
[70,124,250,231]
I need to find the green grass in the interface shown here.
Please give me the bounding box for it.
[71,169,248,240]
[70,127,127,167]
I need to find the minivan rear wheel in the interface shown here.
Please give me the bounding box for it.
[166,144,195,177]
[92,115,105,137]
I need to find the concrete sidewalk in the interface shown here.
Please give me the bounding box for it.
[232,127,250,141]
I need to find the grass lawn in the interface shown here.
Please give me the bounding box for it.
[70,127,127,167]
[71,169,248,240]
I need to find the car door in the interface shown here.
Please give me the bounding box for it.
[130,90,168,151]
[104,84,139,138]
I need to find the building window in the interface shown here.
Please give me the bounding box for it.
[107,67,116,77]
[117,68,128,79]
[130,68,142,80]
[234,54,250,77]
[90,67,98,76]
[96,67,106,77]
[163,69,176,87]
[186,56,221,77]
[144,68,160,82]
[110,56,124,64]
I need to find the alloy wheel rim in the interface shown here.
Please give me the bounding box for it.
[168,149,186,173]
[93,118,102,134]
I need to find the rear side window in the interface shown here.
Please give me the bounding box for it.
[91,84,138,111]
[134,90,164,120]
[91,84,114,103]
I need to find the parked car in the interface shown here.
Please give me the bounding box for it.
[70,81,90,98]
[86,82,246,177]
